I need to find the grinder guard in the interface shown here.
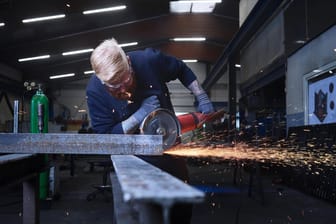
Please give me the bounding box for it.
[140,109,181,150]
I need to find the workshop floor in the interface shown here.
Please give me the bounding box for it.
[1,156,336,224]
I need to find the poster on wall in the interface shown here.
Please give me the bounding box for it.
[308,73,336,125]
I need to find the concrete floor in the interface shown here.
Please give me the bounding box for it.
[1,156,336,224]
[189,160,336,224]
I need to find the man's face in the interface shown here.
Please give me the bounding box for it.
[102,66,136,101]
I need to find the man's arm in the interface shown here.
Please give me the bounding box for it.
[188,80,214,114]
[86,89,125,134]
[154,50,214,114]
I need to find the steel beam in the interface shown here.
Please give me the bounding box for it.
[0,133,163,155]
[111,155,204,224]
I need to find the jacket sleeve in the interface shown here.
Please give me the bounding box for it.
[86,78,125,134]
[153,49,197,87]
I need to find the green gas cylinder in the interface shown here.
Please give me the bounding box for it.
[30,85,49,133]
[30,84,49,200]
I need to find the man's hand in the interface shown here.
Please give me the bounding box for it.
[134,95,160,122]
[122,95,160,133]
[196,92,214,114]
[188,80,214,114]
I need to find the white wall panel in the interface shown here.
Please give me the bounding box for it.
[286,25,336,127]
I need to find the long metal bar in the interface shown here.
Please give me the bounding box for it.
[111,155,204,204]
[110,172,139,224]
[0,133,163,155]
[111,155,205,224]
[13,100,19,133]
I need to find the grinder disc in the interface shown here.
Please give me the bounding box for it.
[140,109,181,149]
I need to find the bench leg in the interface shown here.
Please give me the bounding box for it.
[23,174,39,224]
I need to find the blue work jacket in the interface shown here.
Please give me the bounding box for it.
[86,48,197,134]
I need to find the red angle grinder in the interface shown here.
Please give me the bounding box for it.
[140,108,225,149]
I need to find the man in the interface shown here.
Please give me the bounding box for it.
[86,38,214,223]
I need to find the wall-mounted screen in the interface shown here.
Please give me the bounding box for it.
[308,71,336,125]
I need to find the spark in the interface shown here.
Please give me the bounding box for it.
[164,129,336,172]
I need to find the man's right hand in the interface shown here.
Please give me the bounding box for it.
[122,95,160,134]
[134,95,160,122]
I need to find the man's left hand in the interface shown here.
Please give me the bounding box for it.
[196,92,214,114]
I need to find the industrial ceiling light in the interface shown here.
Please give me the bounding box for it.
[84,70,95,74]
[170,0,221,13]
[172,37,206,41]
[22,14,66,23]
[183,59,198,63]
[295,40,306,44]
[62,48,94,56]
[49,73,75,80]
[18,55,50,62]
[0,22,5,27]
[83,5,127,15]
[119,42,138,47]
[178,0,221,3]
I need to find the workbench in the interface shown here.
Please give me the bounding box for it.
[0,133,205,224]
